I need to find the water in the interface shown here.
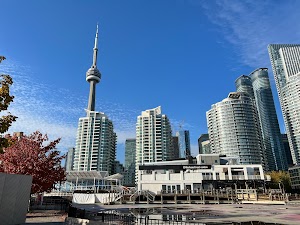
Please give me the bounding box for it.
[91,207,282,225]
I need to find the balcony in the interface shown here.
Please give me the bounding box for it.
[202,175,213,180]
[232,175,245,180]
[248,175,262,180]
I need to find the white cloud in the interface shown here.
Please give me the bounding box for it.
[200,0,300,67]
[0,60,138,154]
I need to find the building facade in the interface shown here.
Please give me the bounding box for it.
[135,106,173,179]
[198,134,209,154]
[268,44,300,165]
[282,134,293,167]
[201,140,211,154]
[125,139,136,168]
[288,165,300,190]
[65,147,75,171]
[176,130,191,158]
[235,75,255,98]
[236,69,287,171]
[172,136,180,159]
[207,92,264,166]
[73,26,117,175]
[113,160,124,175]
[73,112,117,174]
[124,139,136,186]
[137,154,265,193]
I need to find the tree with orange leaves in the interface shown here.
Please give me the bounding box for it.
[0,56,17,153]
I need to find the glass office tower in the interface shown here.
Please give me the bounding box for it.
[176,130,191,158]
[124,139,136,186]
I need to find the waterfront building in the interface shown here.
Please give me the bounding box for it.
[198,134,209,154]
[268,44,300,165]
[73,26,117,175]
[124,139,136,186]
[65,147,75,171]
[236,69,287,171]
[135,106,173,179]
[207,92,264,166]
[176,130,191,158]
[282,134,293,167]
[137,154,265,192]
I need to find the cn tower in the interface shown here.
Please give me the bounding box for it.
[72,25,117,174]
[86,24,101,112]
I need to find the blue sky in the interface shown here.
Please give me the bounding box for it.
[1,0,300,163]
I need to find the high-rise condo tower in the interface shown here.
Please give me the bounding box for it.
[268,44,300,165]
[235,69,287,171]
[135,106,173,179]
[207,92,264,166]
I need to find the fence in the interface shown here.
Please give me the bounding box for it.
[29,196,69,211]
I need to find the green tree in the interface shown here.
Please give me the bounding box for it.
[0,56,17,153]
[268,171,292,193]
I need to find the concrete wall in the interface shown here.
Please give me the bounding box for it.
[0,173,32,225]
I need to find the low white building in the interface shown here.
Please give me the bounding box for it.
[137,154,265,193]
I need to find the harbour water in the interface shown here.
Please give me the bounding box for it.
[71,203,300,225]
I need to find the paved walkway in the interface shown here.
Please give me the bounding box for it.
[23,210,66,224]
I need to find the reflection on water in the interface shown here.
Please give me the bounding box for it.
[100,207,282,225]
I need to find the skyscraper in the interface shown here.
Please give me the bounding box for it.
[282,134,293,167]
[235,75,255,99]
[125,139,136,169]
[250,68,287,170]
[176,130,191,158]
[198,134,209,154]
[207,92,264,166]
[73,25,117,175]
[124,139,136,186]
[268,44,300,165]
[135,106,173,178]
[65,147,75,171]
[235,68,287,171]
[172,136,180,159]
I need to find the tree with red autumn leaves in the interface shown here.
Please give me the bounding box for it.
[0,131,66,194]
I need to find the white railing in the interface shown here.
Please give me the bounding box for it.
[248,175,262,180]
[232,175,245,180]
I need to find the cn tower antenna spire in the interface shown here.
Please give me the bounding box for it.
[92,24,99,68]
[86,24,101,112]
